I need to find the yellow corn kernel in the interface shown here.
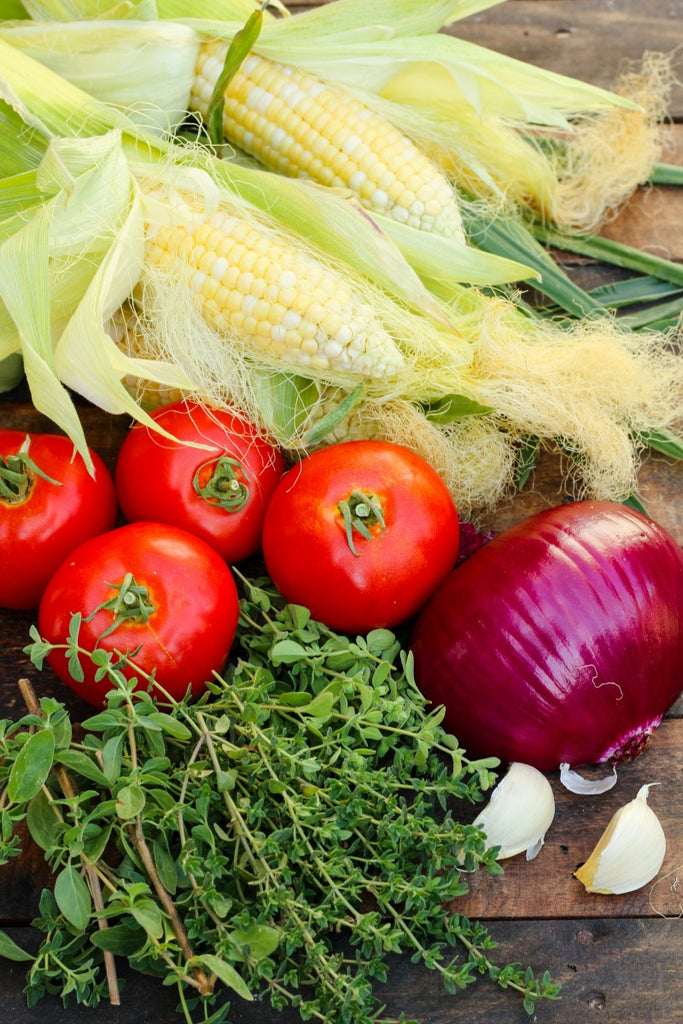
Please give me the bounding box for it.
[144,206,405,379]
[190,45,462,238]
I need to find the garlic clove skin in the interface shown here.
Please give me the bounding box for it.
[472,761,555,860]
[574,784,666,895]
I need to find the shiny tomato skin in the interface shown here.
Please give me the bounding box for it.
[261,440,460,633]
[115,401,285,563]
[0,430,118,610]
[38,521,239,708]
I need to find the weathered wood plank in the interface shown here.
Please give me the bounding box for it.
[0,917,680,1024]
[443,0,683,118]
[460,719,683,920]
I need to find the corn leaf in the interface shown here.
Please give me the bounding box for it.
[205,7,263,145]
[589,276,683,310]
[462,205,606,318]
[649,162,683,186]
[303,384,365,447]
[532,223,683,289]
[635,427,683,461]
[618,298,683,332]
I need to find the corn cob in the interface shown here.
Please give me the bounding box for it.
[145,203,405,379]
[190,43,463,239]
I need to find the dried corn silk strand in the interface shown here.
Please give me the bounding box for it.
[552,52,674,230]
[464,298,682,499]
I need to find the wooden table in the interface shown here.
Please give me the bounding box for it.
[1,2,681,1022]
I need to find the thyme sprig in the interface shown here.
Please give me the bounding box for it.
[0,575,561,1021]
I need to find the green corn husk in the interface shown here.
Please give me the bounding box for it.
[0,34,680,520]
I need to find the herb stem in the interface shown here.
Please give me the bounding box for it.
[130,815,212,996]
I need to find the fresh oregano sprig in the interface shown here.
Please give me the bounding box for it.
[0,574,561,1022]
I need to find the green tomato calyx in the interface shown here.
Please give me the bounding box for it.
[337,489,386,557]
[193,455,250,513]
[85,572,155,638]
[0,435,61,504]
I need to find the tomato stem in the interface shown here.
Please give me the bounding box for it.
[84,572,155,639]
[192,455,249,513]
[337,489,386,556]
[0,435,62,503]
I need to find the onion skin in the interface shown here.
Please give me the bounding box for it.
[410,501,683,771]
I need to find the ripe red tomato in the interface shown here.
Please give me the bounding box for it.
[115,401,285,563]
[261,440,460,633]
[0,430,118,610]
[38,521,239,707]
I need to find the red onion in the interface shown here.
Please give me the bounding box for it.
[410,501,683,771]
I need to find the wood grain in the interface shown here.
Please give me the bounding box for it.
[0,918,680,1024]
[460,720,683,920]
[443,0,683,117]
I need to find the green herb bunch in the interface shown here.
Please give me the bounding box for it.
[0,575,560,1022]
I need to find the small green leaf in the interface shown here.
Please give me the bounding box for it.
[101,733,125,786]
[89,922,146,955]
[153,839,178,895]
[83,824,112,866]
[301,690,336,718]
[67,648,85,684]
[81,709,124,732]
[279,691,313,707]
[216,768,238,793]
[131,900,164,939]
[230,923,281,962]
[196,953,254,1001]
[287,603,312,631]
[115,784,146,820]
[7,728,55,804]
[24,631,52,670]
[147,712,192,740]
[54,864,92,931]
[51,712,72,750]
[54,749,110,788]
[270,639,309,664]
[26,788,61,851]
[67,612,82,646]
[0,929,33,963]
[423,393,492,423]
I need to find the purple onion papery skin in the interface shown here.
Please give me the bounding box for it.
[410,501,683,772]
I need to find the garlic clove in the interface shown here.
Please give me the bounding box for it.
[472,761,555,860]
[574,784,666,894]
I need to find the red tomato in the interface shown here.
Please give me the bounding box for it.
[261,440,460,633]
[38,521,239,707]
[0,430,118,610]
[115,401,285,563]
